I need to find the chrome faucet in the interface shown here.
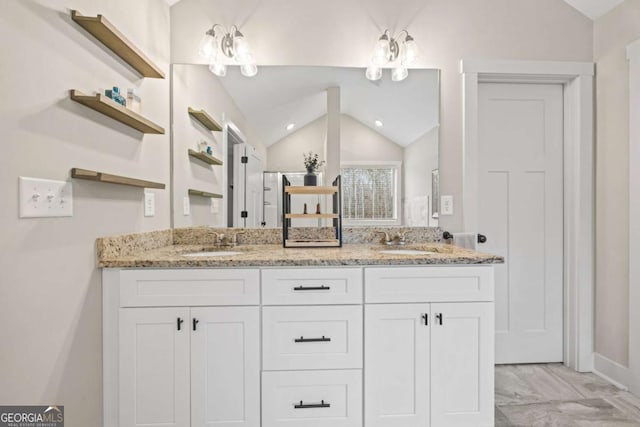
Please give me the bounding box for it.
[377,231,393,245]
[393,231,408,245]
[210,230,245,246]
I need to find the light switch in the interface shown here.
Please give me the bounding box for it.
[441,195,454,215]
[183,196,190,216]
[19,177,73,218]
[144,192,155,217]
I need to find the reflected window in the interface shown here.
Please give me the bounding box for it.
[340,162,401,225]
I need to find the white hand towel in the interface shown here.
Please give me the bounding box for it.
[452,232,478,251]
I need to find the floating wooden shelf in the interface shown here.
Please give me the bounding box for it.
[188,108,222,132]
[71,168,165,189]
[284,239,341,247]
[285,213,338,219]
[285,186,339,195]
[71,10,165,79]
[188,189,223,199]
[188,149,223,165]
[70,90,165,134]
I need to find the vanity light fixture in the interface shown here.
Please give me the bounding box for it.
[286,123,295,131]
[366,29,418,82]
[198,24,258,77]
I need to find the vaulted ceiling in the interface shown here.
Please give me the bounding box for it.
[165,0,624,20]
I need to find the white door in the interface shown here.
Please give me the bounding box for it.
[478,83,564,364]
[431,303,494,427]
[119,308,190,427]
[364,304,430,427]
[190,307,260,427]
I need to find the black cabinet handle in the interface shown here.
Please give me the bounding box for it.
[422,313,428,326]
[435,313,443,325]
[293,285,330,291]
[478,234,487,244]
[294,400,330,409]
[177,317,184,331]
[193,318,199,331]
[294,336,331,343]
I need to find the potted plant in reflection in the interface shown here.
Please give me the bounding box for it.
[303,151,325,186]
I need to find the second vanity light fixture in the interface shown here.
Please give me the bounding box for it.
[366,29,418,82]
[198,24,258,77]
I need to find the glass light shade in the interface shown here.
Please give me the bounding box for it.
[198,33,217,60]
[365,66,382,81]
[240,62,258,77]
[401,38,419,65]
[233,36,252,64]
[371,37,390,66]
[392,66,408,82]
[209,61,227,77]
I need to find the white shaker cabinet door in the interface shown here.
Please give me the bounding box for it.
[430,302,495,427]
[364,304,431,427]
[190,306,260,427]
[119,307,191,427]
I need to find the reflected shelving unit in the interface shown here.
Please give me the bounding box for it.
[282,175,342,248]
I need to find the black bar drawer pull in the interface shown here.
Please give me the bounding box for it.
[294,400,330,409]
[294,336,331,343]
[193,318,199,331]
[422,313,428,326]
[177,317,184,331]
[436,313,443,325]
[293,285,330,291]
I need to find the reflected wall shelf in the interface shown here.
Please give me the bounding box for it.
[285,186,338,195]
[70,90,165,134]
[188,108,222,132]
[188,189,223,199]
[71,168,165,189]
[188,149,223,166]
[71,10,165,79]
[285,213,339,219]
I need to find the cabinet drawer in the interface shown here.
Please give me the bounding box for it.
[119,269,260,307]
[262,370,362,427]
[263,306,363,370]
[262,268,362,305]
[365,266,494,303]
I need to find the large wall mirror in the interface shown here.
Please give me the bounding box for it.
[171,65,440,228]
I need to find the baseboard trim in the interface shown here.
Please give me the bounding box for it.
[593,353,629,390]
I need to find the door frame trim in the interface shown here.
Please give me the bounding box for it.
[461,59,595,372]
[627,40,640,394]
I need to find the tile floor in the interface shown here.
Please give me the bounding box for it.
[496,364,640,426]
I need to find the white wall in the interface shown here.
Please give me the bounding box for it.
[266,113,404,172]
[0,0,170,425]
[171,64,266,227]
[404,126,439,226]
[341,114,403,163]
[593,0,640,369]
[170,0,593,230]
[266,115,327,172]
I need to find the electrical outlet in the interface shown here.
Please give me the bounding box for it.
[183,196,190,216]
[144,192,155,217]
[210,199,219,214]
[19,177,73,218]
[441,195,454,215]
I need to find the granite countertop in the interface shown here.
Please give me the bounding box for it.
[98,242,503,268]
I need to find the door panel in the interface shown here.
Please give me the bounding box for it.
[119,308,190,427]
[478,83,564,364]
[431,303,494,427]
[190,307,260,427]
[364,304,430,427]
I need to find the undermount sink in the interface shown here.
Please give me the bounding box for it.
[182,251,243,257]
[379,249,437,256]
